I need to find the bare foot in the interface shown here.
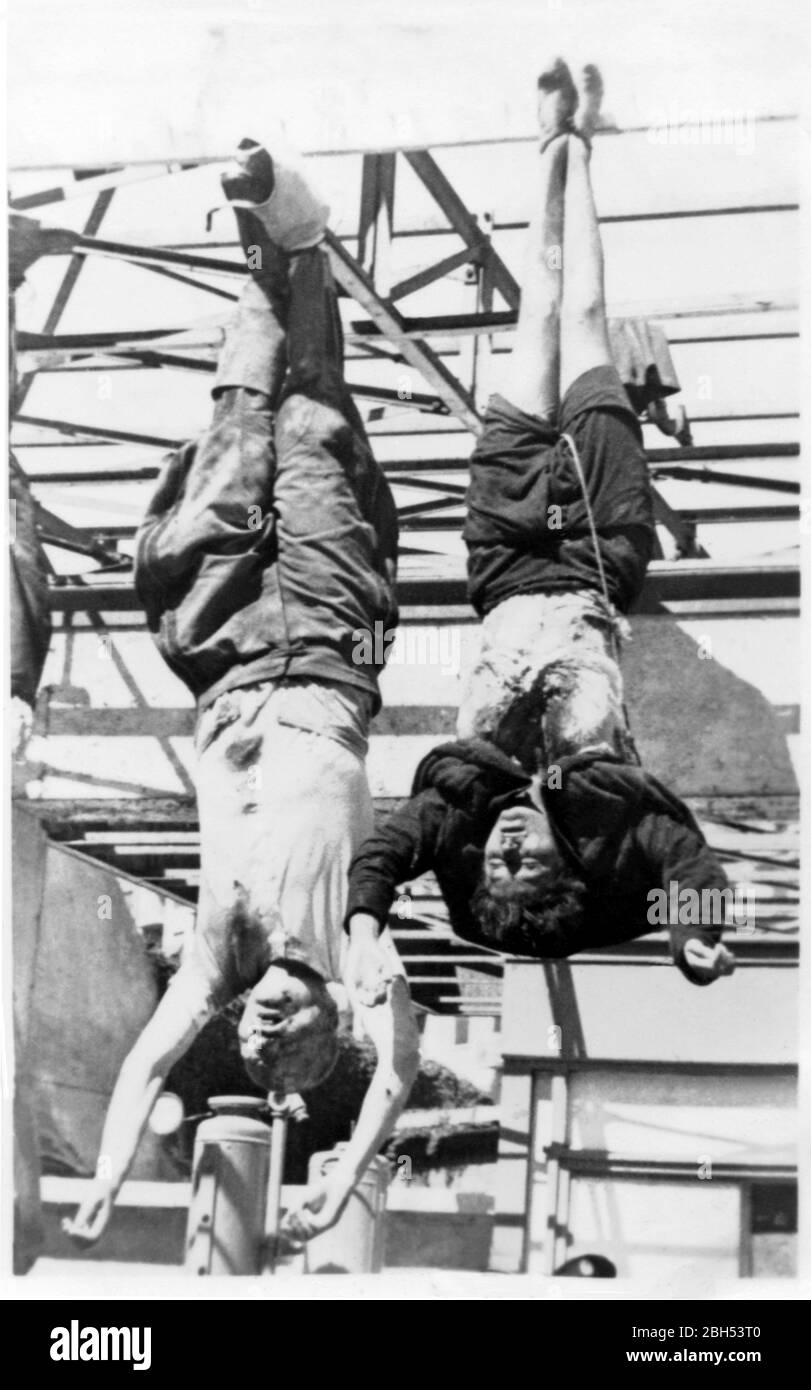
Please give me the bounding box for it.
[536,57,578,152]
[574,64,604,146]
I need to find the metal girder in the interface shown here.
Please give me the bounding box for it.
[350,383,449,414]
[10,162,201,213]
[400,200,798,240]
[404,149,520,309]
[374,443,799,473]
[389,244,480,302]
[357,153,396,295]
[33,501,122,567]
[44,560,800,615]
[650,463,799,493]
[650,490,705,559]
[14,188,117,414]
[8,111,796,172]
[394,506,798,532]
[16,313,797,369]
[349,306,797,341]
[324,231,482,433]
[73,232,244,277]
[18,441,798,486]
[15,414,179,450]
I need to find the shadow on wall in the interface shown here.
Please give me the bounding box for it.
[622,613,797,799]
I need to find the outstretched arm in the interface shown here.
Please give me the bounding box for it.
[343,788,448,1003]
[638,810,737,985]
[63,969,217,1246]
[281,974,420,1242]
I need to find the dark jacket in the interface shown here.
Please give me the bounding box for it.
[346,739,728,983]
[134,388,399,714]
[463,368,656,618]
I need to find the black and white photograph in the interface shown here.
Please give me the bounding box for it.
[3,0,809,1321]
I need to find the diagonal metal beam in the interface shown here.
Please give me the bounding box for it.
[405,149,520,310]
[122,260,239,301]
[9,162,202,212]
[33,501,124,566]
[72,232,245,277]
[651,466,800,494]
[389,244,480,302]
[14,188,117,415]
[325,231,481,433]
[350,383,449,415]
[650,489,705,558]
[15,414,180,450]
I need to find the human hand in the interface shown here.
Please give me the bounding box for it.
[62,1181,116,1247]
[280,1173,352,1243]
[683,939,736,983]
[346,918,395,1007]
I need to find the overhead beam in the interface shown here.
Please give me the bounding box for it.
[10,162,201,212]
[45,560,800,615]
[17,306,797,367]
[394,200,798,240]
[8,111,796,171]
[20,440,798,486]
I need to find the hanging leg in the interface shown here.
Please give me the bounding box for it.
[506,59,577,419]
[558,68,613,398]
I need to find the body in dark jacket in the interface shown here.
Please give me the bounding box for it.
[346,739,729,984]
[134,250,398,716]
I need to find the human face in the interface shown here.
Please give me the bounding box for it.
[238,963,324,1051]
[483,804,559,887]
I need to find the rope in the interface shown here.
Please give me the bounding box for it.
[560,430,641,764]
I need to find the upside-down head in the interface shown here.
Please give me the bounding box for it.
[238,960,339,1094]
[472,802,588,952]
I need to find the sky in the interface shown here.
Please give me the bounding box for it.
[7,0,809,165]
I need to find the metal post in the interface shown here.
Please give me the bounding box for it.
[263,1091,308,1275]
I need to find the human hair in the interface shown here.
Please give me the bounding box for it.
[238,966,340,1094]
[471,865,588,955]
